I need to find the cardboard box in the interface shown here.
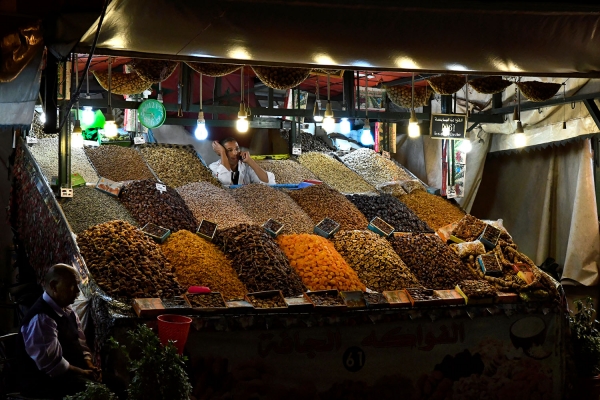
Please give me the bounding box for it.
[434,289,465,305]
[382,290,412,308]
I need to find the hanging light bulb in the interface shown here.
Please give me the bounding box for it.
[322,73,335,132]
[340,118,351,135]
[194,72,209,140]
[458,139,472,153]
[82,106,94,126]
[237,103,249,133]
[72,131,84,147]
[408,73,420,138]
[72,119,82,134]
[514,121,526,148]
[195,112,208,140]
[40,112,46,124]
[313,101,323,122]
[360,119,374,145]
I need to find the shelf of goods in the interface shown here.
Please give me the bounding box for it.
[13,139,565,398]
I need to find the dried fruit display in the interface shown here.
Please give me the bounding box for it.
[332,230,421,292]
[246,292,287,309]
[389,234,478,290]
[305,291,345,307]
[255,159,318,184]
[280,130,335,152]
[230,184,314,234]
[298,152,377,194]
[119,179,198,232]
[287,184,369,231]
[59,186,137,234]
[469,76,512,94]
[138,144,220,188]
[385,85,432,108]
[161,230,247,300]
[185,62,241,77]
[346,194,432,233]
[340,148,414,187]
[457,280,497,299]
[29,137,99,184]
[277,234,366,292]
[130,59,178,83]
[93,70,152,95]
[77,220,183,299]
[398,191,465,230]
[84,145,155,182]
[186,293,226,309]
[177,182,254,230]
[516,81,561,102]
[252,65,311,90]
[427,74,466,95]
[215,224,305,297]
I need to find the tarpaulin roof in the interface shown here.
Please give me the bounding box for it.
[78,0,600,77]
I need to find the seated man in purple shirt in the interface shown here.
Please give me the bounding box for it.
[17,263,100,399]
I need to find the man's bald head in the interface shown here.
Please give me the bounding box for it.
[44,264,81,308]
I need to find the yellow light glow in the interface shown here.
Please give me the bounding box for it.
[323,116,335,133]
[236,117,249,133]
[103,121,118,138]
[72,132,84,148]
[313,53,335,65]
[228,46,252,60]
[514,133,526,148]
[489,57,524,73]
[394,56,420,70]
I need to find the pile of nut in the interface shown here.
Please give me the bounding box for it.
[298,152,377,194]
[405,288,440,302]
[186,293,226,308]
[93,70,152,95]
[119,179,198,232]
[452,214,488,241]
[277,234,366,292]
[255,159,318,184]
[29,138,99,184]
[215,224,305,297]
[161,230,247,300]
[385,85,432,108]
[230,183,314,234]
[59,186,137,234]
[138,144,221,188]
[427,74,466,95]
[246,293,287,309]
[177,182,254,230]
[287,184,368,231]
[29,111,57,139]
[252,66,312,90]
[346,194,433,233]
[306,292,345,306]
[469,76,512,95]
[316,218,340,234]
[77,220,183,298]
[130,59,178,83]
[398,191,466,230]
[185,62,241,77]
[340,148,414,187]
[458,280,497,299]
[84,145,155,182]
[281,130,335,152]
[389,234,477,290]
[332,230,421,292]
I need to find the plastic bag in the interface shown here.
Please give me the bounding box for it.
[400,179,427,194]
[72,292,91,330]
[482,218,513,242]
[450,240,486,259]
[375,181,407,196]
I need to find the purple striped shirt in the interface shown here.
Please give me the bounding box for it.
[20,292,92,377]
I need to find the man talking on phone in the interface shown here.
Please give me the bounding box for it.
[209,137,276,186]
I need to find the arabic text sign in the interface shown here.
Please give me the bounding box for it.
[430,113,466,139]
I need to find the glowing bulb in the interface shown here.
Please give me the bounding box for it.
[458,140,472,153]
[72,132,84,148]
[236,103,249,133]
[195,112,208,140]
[514,133,526,148]
[340,118,351,135]
[103,121,118,138]
[313,102,323,122]
[323,117,335,133]
[40,112,46,123]
[408,109,420,138]
[82,107,94,126]
[360,122,374,145]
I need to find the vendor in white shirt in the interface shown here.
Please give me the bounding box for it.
[209,137,276,185]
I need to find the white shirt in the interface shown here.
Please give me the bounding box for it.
[209,159,276,186]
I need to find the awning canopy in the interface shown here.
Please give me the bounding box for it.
[78,0,600,77]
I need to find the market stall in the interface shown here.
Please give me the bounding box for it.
[10,132,566,398]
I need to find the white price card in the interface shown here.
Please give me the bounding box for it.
[382,151,390,159]
[156,183,167,193]
[60,188,74,198]
[26,136,38,144]
[134,136,146,145]
[292,144,302,155]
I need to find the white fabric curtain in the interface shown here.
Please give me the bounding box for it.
[470,139,600,286]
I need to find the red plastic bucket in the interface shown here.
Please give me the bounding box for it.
[156,314,192,354]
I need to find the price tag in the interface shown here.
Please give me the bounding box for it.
[26,136,38,144]
[156,183,167,193]
[292,144,302,155]
[60,187,73,198]
[134,136,146,145]
[382,150,390,159]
